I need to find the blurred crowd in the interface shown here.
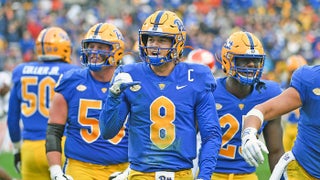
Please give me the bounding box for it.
[0,0,319,81]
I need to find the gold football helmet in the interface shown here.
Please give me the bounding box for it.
[286,55,307,72]
[139,10,186,66]
[81,23,125,71]
[35,27,72,63]
[221,31,265,85]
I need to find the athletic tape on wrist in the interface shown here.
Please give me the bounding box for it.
[246,108,264,127]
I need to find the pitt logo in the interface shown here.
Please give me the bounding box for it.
[238,104,244,110]
[312,88,320,95]
[101,88,107,93]
[113,29,124,40]
[130,84,141,92]
[174,19,185,31]
[224,40,233,50]
[216,103,222,110]
[77,84,87,91]
[158,83,166,90]
[158,176,172,180]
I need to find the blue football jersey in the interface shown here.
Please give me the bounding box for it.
[55,68,128,165]
[213,77,282,174]
[290,65,320,178]
[8,61,79,142]
[100,62,222,179]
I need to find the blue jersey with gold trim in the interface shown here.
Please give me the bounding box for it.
[213,77,282,174]
[8,61,79,142]
[100,62,222,179]
[291,65,320,178]
[56,68,128,165]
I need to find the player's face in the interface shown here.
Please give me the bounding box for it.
[87,42,111,64]
[235,57,262,78]
[146,36,172,57]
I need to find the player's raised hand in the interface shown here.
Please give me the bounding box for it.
[110,73,140,96]
[241,127,269,167]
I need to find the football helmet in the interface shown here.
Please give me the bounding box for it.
[81,23,125,71]
[187,48,216,72]
[286,55,307,72]
[139,10,186,66]
[35,27,72,63]
[221,31,265,85]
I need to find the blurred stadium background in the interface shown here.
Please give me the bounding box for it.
[0,0,319,179]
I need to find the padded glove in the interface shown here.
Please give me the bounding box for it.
[109,73,140,96]
[49,165,73,180]
[241,127,269,167]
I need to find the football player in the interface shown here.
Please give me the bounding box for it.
[282,55,307,152]
[45,23,129,180]
[99,10,222,180]
[7,27,80,180]
[211,31,284,179]
[242,63,320,178]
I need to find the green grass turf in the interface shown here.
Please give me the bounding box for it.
[0,151,270,179]
[256,152,271,180]
[0,152,21,179]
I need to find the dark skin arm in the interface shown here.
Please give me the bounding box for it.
[263,116,284,172]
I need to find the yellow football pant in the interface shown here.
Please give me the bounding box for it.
[287,160,318,180]
[129,169,193,180]
[65,158,128,180]
[211,172,258,180]
[21,137,66,180]
[283,123,298,152]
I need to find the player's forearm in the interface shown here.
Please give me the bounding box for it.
[99,95,126,139]
[198,130,222,179]
[46,151,62,167]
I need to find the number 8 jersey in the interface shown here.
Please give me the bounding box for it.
[100,62,222,178]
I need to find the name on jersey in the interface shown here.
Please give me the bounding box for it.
[22,66,60,75]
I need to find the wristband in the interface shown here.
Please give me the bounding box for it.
[246,108,264,127]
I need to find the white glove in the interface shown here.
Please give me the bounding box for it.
[49,165,73,180]
[270,151,295,180]
[241,127,269,167]
[110,73,140,96]
[109,167,130,180]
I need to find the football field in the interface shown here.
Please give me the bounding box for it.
[0,152,270,179]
